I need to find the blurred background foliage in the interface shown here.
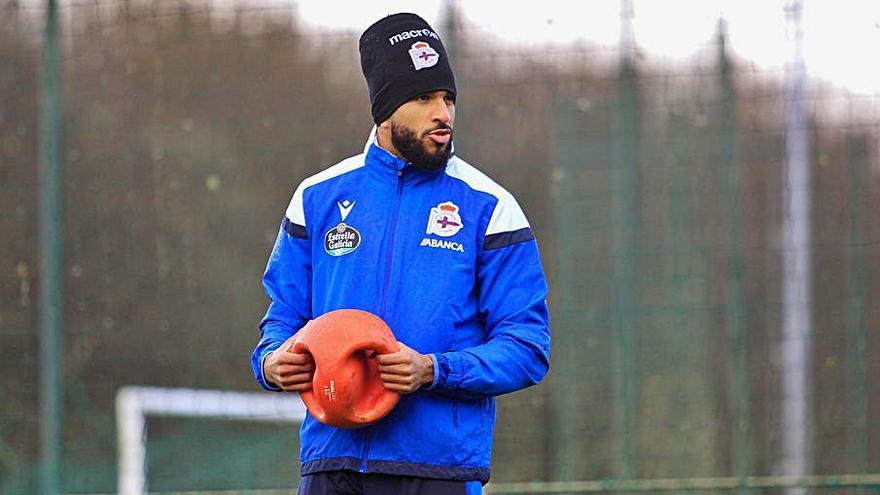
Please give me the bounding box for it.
[1,1,878,493]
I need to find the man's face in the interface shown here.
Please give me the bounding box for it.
[386,90,455,171]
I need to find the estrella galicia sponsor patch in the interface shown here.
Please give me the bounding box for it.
[325,223,360,256]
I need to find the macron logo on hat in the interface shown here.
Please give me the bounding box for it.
[388,28,440,45]
[408,41,440,70]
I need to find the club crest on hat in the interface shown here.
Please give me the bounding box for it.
[426,201,463,237]
[409,41,440,70]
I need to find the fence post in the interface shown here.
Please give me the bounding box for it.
[39,0,64,494]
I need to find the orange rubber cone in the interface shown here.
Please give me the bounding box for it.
[291,309,400,428]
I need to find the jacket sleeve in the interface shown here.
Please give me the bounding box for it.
[250,185,313,391]
[429,193,551,400]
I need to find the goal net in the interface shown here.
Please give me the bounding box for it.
[115,386,305,495]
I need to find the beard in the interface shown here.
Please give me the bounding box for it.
[390,121,452,171]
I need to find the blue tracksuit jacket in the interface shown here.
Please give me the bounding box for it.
[251,131,551,483]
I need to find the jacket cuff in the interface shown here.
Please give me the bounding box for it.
[425,354,441,389]
[429,352,452,389]
[255,343,283,392]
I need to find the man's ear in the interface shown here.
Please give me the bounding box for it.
[378,119,391,130]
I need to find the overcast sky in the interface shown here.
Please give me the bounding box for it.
[289,0,880,95]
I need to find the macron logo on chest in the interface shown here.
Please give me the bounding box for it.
[337,200,355,221]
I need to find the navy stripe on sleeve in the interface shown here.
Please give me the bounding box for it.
[483,227,534,251]
[282,217,308,239]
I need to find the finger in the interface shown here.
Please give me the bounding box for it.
[274,356,312,369]
[382,382,416,394]
[279,372,314,387]
[380,373,414,385]
[377,363,412,375]
[377,353,409,365]
[285,382,312,392]
[272,352,301,365]
[277,363,315,376]
[279,352,313,364]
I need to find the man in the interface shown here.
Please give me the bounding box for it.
[251,12,550,495]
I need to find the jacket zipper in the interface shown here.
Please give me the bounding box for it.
[359,429,371,473]
[360,168,406,473]
[379,169,405,316]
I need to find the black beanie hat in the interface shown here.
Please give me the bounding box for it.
[359,13,457,124]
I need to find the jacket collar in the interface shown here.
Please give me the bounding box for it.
[362,125,454,183]
[364,125,407,175]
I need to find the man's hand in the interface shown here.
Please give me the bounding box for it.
[377,342,434,394]
[263,335,314,392]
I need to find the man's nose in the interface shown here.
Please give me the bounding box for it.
[431,99,452,124]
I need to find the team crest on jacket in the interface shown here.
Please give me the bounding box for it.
[325,199,360,256]
[409,41,440,70]
[426,201,463,237]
